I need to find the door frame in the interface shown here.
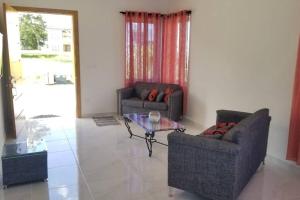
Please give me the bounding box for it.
[7,5,82,118]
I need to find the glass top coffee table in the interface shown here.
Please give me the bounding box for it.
[2,141,47,158]
[123,113,185,157]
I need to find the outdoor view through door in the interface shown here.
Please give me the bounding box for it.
[9,12,76,120]
[3,4,80,138]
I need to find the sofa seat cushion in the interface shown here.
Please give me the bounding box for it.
[144,101,168,111]
[122,97,144,108]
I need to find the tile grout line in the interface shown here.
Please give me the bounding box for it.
[47,163,77,170]
[47,149,73,154]
[64,122,96,200]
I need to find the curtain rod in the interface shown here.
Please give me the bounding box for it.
[120,10,192,15]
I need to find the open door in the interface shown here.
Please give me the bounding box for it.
[3,3,24,138]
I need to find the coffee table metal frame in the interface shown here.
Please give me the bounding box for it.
[124,116,185,157]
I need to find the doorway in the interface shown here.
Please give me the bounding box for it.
[3,4,81,138]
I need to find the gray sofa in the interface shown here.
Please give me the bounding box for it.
[168,108,271,200]
[117,82,183,121]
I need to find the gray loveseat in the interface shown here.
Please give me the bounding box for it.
[168,108,271,200]
[117,82,183,121]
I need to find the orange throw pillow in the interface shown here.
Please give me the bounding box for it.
[148,89,158,102]
[164,87,174,103]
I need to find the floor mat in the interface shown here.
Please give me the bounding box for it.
[31,114,61,119]
[92,116,120,127]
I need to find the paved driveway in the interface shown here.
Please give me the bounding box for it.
[15,84,75,119]
[14,58,76,119]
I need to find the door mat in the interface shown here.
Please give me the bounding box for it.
[31,115,60,119]
[92,116,120,127]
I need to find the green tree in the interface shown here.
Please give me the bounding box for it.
[19,14,47,50]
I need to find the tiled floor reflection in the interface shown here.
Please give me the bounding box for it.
[1,117,300,200]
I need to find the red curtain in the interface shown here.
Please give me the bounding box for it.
[124,12,163,86]
[287,38,300,165]
[162,11,191,113]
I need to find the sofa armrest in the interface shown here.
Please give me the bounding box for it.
[117,87,134,100]
[216,110,251,124]
[117,87,134,115]
[168,90,183,121]
[168,132,240,200]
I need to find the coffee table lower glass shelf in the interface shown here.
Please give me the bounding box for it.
[123,113,185,157]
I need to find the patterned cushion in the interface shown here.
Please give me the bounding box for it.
[164,87,174,103]
[216,122,237,128]
[148,89,158,102]
[201,122,237,140]
[134,82,181,95]
[156,91,164,102]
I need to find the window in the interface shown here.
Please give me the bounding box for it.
[63,44,71,52]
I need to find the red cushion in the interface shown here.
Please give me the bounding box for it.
[148,89,158,102]
[163,87,174,103]
[216,122,237,128]
[203,126,227,135]
[203,122,237,136]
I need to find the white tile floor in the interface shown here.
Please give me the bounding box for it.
[1,117,300,200]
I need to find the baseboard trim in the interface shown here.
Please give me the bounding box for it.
[266,154,300,169]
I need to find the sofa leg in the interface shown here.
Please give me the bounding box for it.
[168,186,174,197]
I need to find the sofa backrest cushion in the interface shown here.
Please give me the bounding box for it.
[216,110,251,124]
[133,82,181,98]
[140,89,150,100]
[222,108,270,144]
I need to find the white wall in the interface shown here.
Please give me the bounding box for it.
[0,0,170,117]
[169,0,300,160]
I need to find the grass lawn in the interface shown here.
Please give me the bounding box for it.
[21,53,72,63]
